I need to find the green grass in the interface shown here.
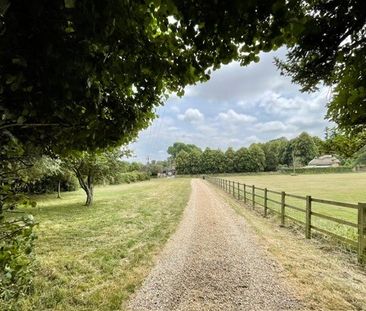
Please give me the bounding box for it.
[218,173,366,243]
[13,178,191,311]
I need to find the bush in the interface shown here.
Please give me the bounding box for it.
[0,194,36,309]
[23,174,79,194]
[105,171,150,185]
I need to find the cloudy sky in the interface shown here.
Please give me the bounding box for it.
[129,48,333,163]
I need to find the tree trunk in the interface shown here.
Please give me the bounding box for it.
[73,167,94,207]
[57,180,61,198]
[85,172,94,206]
[85,188,93,206]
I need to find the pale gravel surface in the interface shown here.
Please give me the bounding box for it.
[128,179,302,311]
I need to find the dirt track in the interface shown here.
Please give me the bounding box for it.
[128,179,302,310]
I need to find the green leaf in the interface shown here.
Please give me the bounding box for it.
[64,0,75,9]
[17,116,25,124]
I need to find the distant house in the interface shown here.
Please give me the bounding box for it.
[307,155,341,167]
[157,169,176,178]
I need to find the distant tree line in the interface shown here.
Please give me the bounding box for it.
[169,131,357,175]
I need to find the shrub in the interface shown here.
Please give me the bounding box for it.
[105,171,150,185]
[23,174,79,194]
[0,197,37,309]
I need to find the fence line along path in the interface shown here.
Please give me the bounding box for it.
[128,179,301,310]
[206,176,366,264]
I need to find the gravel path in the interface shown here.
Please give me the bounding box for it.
[128,179,302,311]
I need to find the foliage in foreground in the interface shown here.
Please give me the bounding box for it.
[1,0,364,153]
[0,213,36,303]
[0,133,37,307]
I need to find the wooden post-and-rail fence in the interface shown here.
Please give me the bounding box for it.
[205,176,366,264]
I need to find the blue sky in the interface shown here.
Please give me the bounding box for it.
[129,48,332,163]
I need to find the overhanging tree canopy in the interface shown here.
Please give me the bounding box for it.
[276,0,366,133]
[1,0,365,152]
[0,0,301,153]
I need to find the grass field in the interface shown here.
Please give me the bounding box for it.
[223,172,366,243]
[13,178,191,311]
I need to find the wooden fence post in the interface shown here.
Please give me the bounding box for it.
[252,185,255,209]
[305,195,312,239]
[244,184,246,203]
[264,188,268,217]
[237,182,240,200]
[280,191,286,226]
[358,203,366,264]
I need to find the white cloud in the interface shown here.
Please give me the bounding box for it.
[258,90,328,116]
[178,108,204,123]
[236,99,252,108]
[196,124,217,136]
[167,126,179,131]
[229,138,241,144]
[180,48,300,103]
[254,121,295,133]
[217,109,257,124]
[128,49,332,163]
[170,106,180,113]
[245,135,261,144]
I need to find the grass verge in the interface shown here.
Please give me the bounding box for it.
[10,178,191,311]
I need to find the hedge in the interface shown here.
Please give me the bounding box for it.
[108,171,150,184]
[279,166,353,174]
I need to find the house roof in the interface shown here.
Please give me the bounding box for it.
[308,155,340,166]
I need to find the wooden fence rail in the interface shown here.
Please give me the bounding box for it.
[206,176,366,264]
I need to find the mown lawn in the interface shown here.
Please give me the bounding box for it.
[14,178,191,311]
[222,172,366,242]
